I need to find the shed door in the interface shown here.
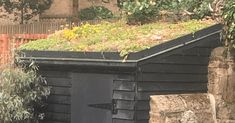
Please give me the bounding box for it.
[71,73,114,123]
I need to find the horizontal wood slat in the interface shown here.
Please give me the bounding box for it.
[113,110,135,120]
[113,119,135,123]
[135,111,149,120]
[149,55,209,65]
[138,73,207,82]
[42,121,67,123]
[175,47,213,56]
[47,95,71,105]
[50,87,71,96]
[47,104,71,114]
[137,82,207,92]
[114,80,136,91]
[116,100,135,110]
[46,78,72,87]
[136,91,206,101]
[135,101,150,110]
[41,71,70,78]
[113,91,136,101]
[141,64,207,74]
[44,112,70,122]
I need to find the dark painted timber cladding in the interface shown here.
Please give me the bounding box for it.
[40,70,71,123]
[135,31,222,122]
[113,74,137,123]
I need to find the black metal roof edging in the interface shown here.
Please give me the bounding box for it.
[19,24,223,68]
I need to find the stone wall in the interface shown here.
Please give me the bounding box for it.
[149,47,235,123]
[149,94,216,123]
[208,47,235,122]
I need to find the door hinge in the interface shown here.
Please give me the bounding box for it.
[88,99,117,114]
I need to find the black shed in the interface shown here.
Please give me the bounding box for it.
[20,24,222,123]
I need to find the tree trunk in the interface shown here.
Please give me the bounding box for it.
[73,0,79,16]
[21,8,24,24]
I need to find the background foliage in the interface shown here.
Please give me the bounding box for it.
[120,0,217,24]
[222,0,235,50]
[121,0,160,24]
[0,0,52,23]
[78,6,113,21]
[0,66,50,122]
[161,0,213,19]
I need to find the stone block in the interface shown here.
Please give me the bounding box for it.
[149,93,216,123]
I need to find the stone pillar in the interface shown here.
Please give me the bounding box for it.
[149,94,216,123]
[223,60,235,103]
[208,47,235,122]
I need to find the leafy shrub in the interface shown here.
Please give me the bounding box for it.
[0,66,50,122]
[121,0,160,24]
[159,0,213,20]
[180,0,213,19]
[117,0,125,8]
[120,0,215,24]
[222,0,235,50]
[78,6,113,20]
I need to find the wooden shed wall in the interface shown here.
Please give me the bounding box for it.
[38,69,138,123]
[135,32,222,123]
[40,70,72,123]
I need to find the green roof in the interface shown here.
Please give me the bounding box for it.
[20,20,216,56]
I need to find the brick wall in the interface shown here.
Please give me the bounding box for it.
[0,34,47,67]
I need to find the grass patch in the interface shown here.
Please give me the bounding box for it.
[20,20,216,56]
